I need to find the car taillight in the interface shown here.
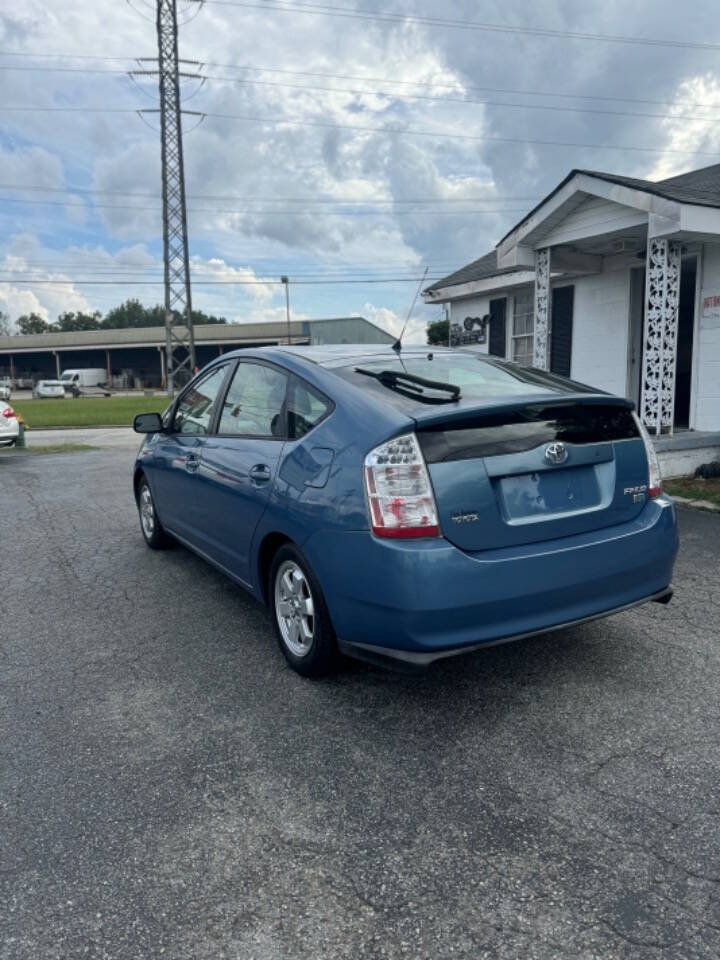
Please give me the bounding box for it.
[632,412,663,498]
[1,407,14,418]
[364,432,441,539]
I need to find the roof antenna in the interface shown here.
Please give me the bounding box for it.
[392,266,428,353]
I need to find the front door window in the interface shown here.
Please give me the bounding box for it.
[173,365,229,434]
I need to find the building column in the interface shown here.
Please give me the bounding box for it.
[9,353,15,386]
[105,349,112,387]
[159,346,166,390]
[533,247,551,370]
[640,238,682,435]
[53,350,60,378]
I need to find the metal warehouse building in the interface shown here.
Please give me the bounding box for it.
[0,316,394,389]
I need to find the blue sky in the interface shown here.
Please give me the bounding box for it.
[1,0,720,341]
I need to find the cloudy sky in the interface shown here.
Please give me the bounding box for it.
[1,0,719,341]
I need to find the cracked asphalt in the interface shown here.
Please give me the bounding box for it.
[2,447,719,960]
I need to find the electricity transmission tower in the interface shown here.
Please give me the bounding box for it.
[141,0,196,394]
[156,0,196,393]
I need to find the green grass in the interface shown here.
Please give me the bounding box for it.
[28,443,99,455]
[0,443,98,456]
[665,476,720,508]
[12,395,168,429]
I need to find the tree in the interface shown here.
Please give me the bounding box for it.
[0,311,11,336]
[101,299,227,329]
[191,308,226,326]
[426,318,449,345]
[101,298,150,329]
[56,310,102,332]
[17,313,52,335]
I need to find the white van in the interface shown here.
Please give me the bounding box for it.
[60,368,107,391]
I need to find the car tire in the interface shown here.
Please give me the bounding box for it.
[137,477,171,550]
[270,545,338,677]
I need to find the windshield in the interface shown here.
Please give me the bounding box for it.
[60,373,73,381]
[335,354,592,407]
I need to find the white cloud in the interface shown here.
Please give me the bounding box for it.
[190,257,277,302]
[648,73,720,181]
[4,0,720,337]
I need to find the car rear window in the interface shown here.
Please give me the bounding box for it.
[333,354,591,409]
[417,403,640,463]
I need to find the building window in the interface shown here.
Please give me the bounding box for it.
[512,290,534,367]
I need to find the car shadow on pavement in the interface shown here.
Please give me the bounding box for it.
[157,535,647,728]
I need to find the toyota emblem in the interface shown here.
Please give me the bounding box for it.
[544,441,568,465]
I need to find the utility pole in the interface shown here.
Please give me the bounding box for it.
[281,276,291,344]
[155,0,195,394]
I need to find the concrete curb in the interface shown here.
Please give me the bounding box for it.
[671,495,720,512]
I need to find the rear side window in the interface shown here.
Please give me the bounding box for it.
[217,362,288,437]
[287,380,331,439]
[173,365,229,434]
[418,403,639,463]
[333,354,591,410]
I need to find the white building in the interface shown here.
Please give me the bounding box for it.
[423,164,720,476]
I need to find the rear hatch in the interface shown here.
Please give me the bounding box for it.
[416,397,649,552]
[330,351,651,552]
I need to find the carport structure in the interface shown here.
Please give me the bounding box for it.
[0,316,393,389]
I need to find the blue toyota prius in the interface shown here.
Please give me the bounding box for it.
[132,346,678,676]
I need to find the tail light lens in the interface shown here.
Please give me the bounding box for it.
[632,413,663,498]
[364,433,441,538]
[1,406,14,419]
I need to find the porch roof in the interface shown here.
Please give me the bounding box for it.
[423,250,527,294]
[498,162,720,246]
[424,162,720,302]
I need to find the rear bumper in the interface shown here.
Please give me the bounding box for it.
[0,424,19,445]
[303,496,678,663]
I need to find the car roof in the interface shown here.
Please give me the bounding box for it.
[227,344,493,369]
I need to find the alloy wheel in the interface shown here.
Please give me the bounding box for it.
[274,560,315,657]
[139,485,155,539]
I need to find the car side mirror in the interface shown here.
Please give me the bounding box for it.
[133,412,164,434]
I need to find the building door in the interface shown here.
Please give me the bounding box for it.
[488,298,507,357]
[550,286,574,377]
[675,257,697,429]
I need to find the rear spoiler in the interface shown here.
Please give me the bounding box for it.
[409,393,634,430]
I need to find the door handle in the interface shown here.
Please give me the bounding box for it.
[249,463,272,486]
[185,453,200,473]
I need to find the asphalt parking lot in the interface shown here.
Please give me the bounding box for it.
[2,447,719,960]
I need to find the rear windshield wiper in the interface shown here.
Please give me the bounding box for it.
[355,368,461,404]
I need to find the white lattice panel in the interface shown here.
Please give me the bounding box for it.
[533,248,550,370]
[640,239,681,434]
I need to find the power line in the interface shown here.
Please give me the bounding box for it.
[194,0,720,52]
[195,74,720,125]
[0,253,464,268]
[2,104,716,156]
[0,182,540,203]
[198,111,720,157]
[0,195,529,215]
[195,62,720,112]
[0,51,150,61]
[5,62,720,124]
[0,276,443,285]
[6,55,720,114]
[0,271,449,280]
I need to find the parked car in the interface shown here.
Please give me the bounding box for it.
[0,401,19,446]
[132,346,678,677]
[0,377,11,401]
[32,380,66,399]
